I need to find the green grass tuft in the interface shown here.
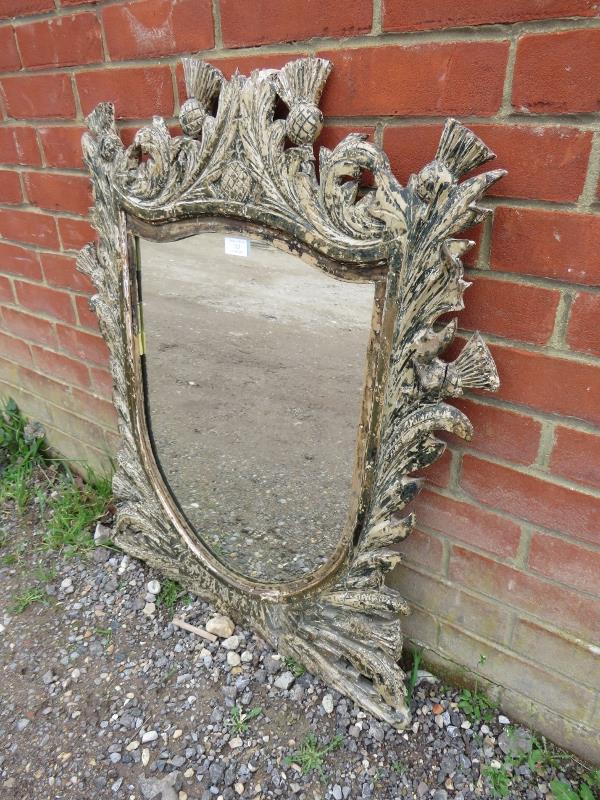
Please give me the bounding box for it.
[42,469,112,556]
[285,733,344,777]
[12,587,48,614]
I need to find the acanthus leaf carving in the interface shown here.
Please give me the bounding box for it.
[78,56,504,732]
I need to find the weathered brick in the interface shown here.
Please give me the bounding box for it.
[439,622,596,722]
[512,619,600,689]
[459,275,560,345]
[392,564,513,643]
[461,454,600,546]
[396,527,444,572]
[40,252,93,293]
[72,386,117,429]
[452,398,542,466]
[528,533,600,595]
[513,29,600,114]
[449,545,600,639]
[0,208,59,248]
[489,342,600,427]
[490,207,600,286]
[383,0,598,31]
[0,329,32,366]
[56,323,109,367]
[14,280,76,325]
[75,294,98,330]
[221,0,371,48]
[0,25,20,71]
[38,126,86,169]
[0,73,76,119]
[550,426,600,491]
[30,344,90,388]
[103,0,214,60]
[0,0,53,18]
[567,292,600,358]
[502,688,600,765]
[415,488,521,558]
[383,123,593,203]
[420,447,452,488]
[90,366,113,398]
[0,275,13,303]
[0,241,42,280]
[76,66,174,120]
[0,170,22,204]
[401,605,438,648]
[0,126,41,166]
[57,217,96,250]
[318,42,509,117]
[1,306,57,348]
[24,172,92,216]
[16,13,103,69]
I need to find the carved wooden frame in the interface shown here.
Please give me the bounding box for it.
[78,56,503,728]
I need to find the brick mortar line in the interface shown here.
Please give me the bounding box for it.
[433,627,599,727]
[403,594,600,697]
[3,114,600,130]
[4,271,105,301]
[457,393,600,437]
[465,265,600,296]
[0,298,104,342]
[0,19,599,82]
[211,0,223,49]
[534,420,556,471]
[427,467,600,545]
[416,495,600,570]
[513,525,532,568]
[456,440,600,505]
[579,129,600,207]
[548,290,575,349]
[402,560,600,651]
[0,372,114,423]
[499,36,517,116]
[2,10,599,41]
[95,4,110,66]
[459,325,600,367]
[42,419,117,461]
[371,0,382,36]
[0,371,117,435]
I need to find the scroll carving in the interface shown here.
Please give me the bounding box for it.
[78,56,503,729]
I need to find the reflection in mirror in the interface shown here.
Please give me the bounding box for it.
[139,230,375,583]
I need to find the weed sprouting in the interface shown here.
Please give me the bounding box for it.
[12,587,47,614]
[0,399,112,554]
[229,705,262,734]
[156,578,192,609]
[285,733,344,777]
[457,687,495,723]
[0,399,46,512]
[42,469,112,555]
[405,648,423,701]
[284,657,306,678]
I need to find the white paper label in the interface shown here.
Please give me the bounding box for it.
[224,236,250,258]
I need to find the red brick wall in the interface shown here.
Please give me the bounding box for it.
[1,0,599,761]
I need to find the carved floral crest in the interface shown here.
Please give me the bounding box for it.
[78,56,503,729]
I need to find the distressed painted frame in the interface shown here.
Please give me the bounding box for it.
[78,56,503,728]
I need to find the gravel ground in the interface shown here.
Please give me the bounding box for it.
[0,506,595,800]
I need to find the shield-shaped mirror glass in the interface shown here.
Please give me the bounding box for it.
[138,228,375,583]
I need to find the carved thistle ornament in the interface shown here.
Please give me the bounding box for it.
[78,56,503,728]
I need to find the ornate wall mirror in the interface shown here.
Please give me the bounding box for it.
[79,56,503,729]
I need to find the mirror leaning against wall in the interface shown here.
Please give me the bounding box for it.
[78,54,503,729]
